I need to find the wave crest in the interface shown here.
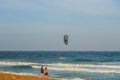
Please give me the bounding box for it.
[32,63,120,73]
[0,61,120,73]
[0,61,38,66]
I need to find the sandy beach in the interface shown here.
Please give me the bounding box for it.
[0,73,57,80]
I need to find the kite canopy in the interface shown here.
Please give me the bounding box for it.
[64,35,68,45]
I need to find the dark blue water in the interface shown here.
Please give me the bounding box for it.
[0,51,120,80]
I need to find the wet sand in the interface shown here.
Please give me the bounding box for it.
[0,73,57,80]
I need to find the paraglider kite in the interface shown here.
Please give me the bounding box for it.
[64,35,68,45]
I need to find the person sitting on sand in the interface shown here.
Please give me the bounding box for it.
[44,67,48,76]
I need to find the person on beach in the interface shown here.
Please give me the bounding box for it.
[40,66,48,80]
[40,66,44,76]
[44,67,48,76]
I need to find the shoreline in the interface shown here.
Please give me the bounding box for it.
[0,72,58,80]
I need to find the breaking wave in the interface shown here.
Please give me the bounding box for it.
[32,63,120,73]
[0,61,120,73]
[0,61,38,66]
[61,78,84,80]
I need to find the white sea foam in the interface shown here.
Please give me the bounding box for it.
[59,57,67,60]
[49,67,120,73]
[44,63,120,69]
[32,63,120,73]
[72,78,84,80]
[1,61,120,73]
[1,61,120,69]
[0,61,38,66]
[32,65,41,68]
[61,78,84,80]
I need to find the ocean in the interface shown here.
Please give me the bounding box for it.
[0,51,120,80]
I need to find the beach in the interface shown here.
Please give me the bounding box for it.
[0,73,57,80]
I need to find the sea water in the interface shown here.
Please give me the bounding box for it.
[0,51,120,80]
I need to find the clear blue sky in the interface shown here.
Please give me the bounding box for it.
[0,0,120,51]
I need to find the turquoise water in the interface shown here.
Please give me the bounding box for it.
[0,51,120,80]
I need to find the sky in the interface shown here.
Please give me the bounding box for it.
[0,0,120,51]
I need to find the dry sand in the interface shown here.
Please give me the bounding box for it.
[0,73,58,80]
